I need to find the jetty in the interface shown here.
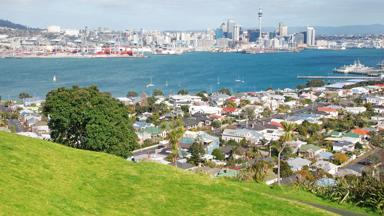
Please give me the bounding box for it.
[297,75,380,80]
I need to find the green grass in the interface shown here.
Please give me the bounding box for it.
[0,132,376,215]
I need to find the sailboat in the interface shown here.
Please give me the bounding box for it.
[146,77,155,88]
[165,80,169,87]
[53,75,57,82]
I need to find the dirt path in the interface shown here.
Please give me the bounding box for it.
[301,201,368,216]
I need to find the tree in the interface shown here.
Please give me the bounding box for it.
[43,86,138,158]
[18,92,32,100]
[261,108,272,118]
[333,153,349,165]
[242,107,256,121]
[240,99,250,107]
[178,89,189,95]
[212,148,224,160]
[180,105,189,114]
[196,91,208,102]
[218,88,231,95]
[152,89,164,96]
[277,122,296,185]
[167,126,184,163]
[250,160,272,182]
[224,100,237,108]
[127,91,138,97]
[211,120,222,128]
[280,161,293,178]
[306,79,325,88]
[369,131,384,148]
[188,141,205,165]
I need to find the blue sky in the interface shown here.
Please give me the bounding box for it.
[1,0,383,30]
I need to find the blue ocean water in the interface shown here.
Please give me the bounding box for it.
[0,49,383,98]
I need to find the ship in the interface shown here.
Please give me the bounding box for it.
[333,60,378,74]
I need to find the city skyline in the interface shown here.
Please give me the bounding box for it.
[1,0,384,30]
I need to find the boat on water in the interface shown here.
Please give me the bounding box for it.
[333,60,378,74]
[153,48,183,55]
[146,78,155,88]
[53,75,57,82]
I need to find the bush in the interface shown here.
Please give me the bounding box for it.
[212,148,224,160]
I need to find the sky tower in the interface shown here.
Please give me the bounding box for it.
[258,7,263,45]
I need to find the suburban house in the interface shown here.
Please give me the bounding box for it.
[317,106,340,118]
[210,93,231,106]
[189,105,222,116]
[287,157,312,172]
[299,144,324,158]
[366,96,384,106]
[312,160,339,175]
[286,140,307,154]
[222,128,263,144]
[344,106,367,114]
[170,95,202,106]
[179,131,220,155]
[136,126,166,142]
[333,141,355,153]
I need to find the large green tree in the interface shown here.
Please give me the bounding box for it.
[43,86,138,158]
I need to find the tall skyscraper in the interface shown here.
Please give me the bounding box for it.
[227,19,236,39]
[233,25,241,42]
[278,22,288,37]
[258,8,263,44]
[306,27,316,46]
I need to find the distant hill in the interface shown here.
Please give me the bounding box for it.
[248,24,384,35]
[0,19,33,30]
[0,131,372,215]
[292,24,384,35]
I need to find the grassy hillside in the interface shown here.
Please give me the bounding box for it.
[0,132,374,215]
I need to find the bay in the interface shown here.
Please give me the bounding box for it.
[0,48,383,98]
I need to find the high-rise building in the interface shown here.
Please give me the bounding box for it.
[305,27,316,46]
[278,22,288,37]
[233,25,241,41]
[247,29,260,42]
[227,19,236,39]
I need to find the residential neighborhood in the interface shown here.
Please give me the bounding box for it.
[1,80,383,187]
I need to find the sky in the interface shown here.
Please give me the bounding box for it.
[1,0,384,30]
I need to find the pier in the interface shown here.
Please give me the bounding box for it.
[297,75,380,80]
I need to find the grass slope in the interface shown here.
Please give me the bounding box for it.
[0,132,373,215]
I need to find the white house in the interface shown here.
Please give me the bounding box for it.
[287,157,312,172]
[366,96,384,106]
[333,141,355,153]
[170,95,202,106]
[313,161,338,175]
[189,106,221,116]
[222,128,263,144]
[344,106,366,114]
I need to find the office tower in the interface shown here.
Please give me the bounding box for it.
[233,25,241,41]
[306,27,316,46]
[227,19,236,39]
[247,29,260,42]
[278,22,288,37]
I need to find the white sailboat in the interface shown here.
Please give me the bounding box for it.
[53,75,57,82]
[146,77,155,88]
